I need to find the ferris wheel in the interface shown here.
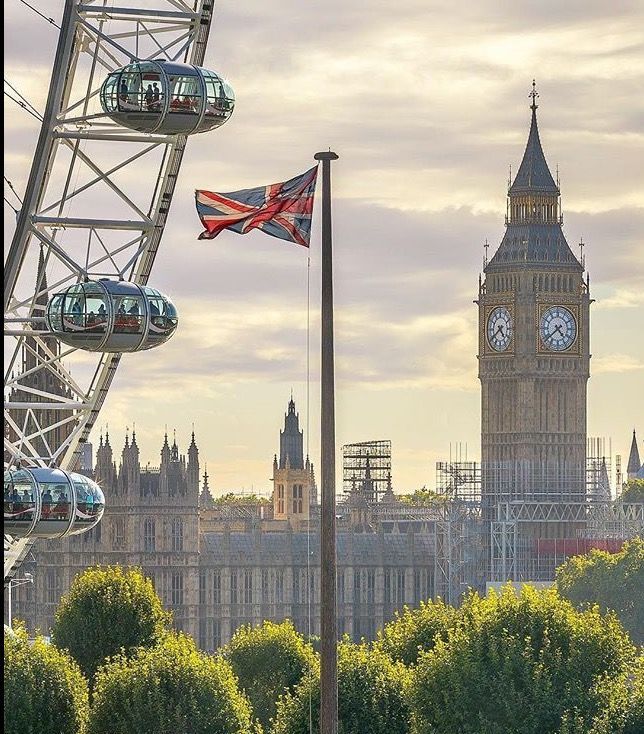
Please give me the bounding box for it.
[4,0,233,582]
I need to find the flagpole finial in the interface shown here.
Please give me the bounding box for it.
[314,151,339,161]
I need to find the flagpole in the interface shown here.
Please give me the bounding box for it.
[314,150,339,734]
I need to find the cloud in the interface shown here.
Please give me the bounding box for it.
[4,0,644,490]
[596,289,644,310]
[593,354,644,374]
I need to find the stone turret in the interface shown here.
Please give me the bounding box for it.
[95,431,117,493]
[627,430,642,481]
[272,397,314,527]
[187,431,200,495]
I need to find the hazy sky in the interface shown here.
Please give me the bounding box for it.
[4,1,644,494]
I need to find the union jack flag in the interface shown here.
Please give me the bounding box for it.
[195,165,318,247]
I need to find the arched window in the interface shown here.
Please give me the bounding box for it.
[171,517,183,551]
[292,484,303,513]
[243,569,253,604]
[171,572,183,605]
[277,484,285,514]
[144,517,155,552]
[213,570,222,604]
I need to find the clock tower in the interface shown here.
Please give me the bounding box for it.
[478,84,591,535]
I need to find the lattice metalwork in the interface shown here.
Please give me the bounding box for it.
[4,0,216,582]
[342,440,391,503]
[436,461,481,504]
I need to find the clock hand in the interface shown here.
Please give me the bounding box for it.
[553,324,564,337]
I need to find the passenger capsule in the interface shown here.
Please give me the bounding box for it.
[100,61,234,135]
[46,279,178,353]
[4,467,105,539]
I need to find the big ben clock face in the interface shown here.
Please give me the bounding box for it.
[487,306,513,352]
[539,306,577,351]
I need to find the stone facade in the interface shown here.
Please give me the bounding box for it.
[12,400,439,649]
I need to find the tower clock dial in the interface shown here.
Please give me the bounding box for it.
[487,306,513,352]
[539,306,577,351]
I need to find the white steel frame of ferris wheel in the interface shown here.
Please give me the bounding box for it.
[4,0,214,580]
[4,0,214,471]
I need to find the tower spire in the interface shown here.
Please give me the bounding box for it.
[627,430,641,479]
[508,80,557,195]
[529,78,539,112]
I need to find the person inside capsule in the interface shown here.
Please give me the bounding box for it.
[41,488,53,519]
[53,487,70,519]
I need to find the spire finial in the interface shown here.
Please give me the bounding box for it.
[484,238,489,267]
[529,79,539,112]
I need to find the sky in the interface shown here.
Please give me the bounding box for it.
[4,1,644,495]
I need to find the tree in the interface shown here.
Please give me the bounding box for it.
[620,479,644,503]
[556,538,644,644]
[5,624,89,734]
[588,654,644,734]
[52,565,171,680]
[398,487,447,506]
[272,642,411,734]
[559,655,644,734]
[214,492,271,506]
[375,597,457,666]
[223,620,317,730]
[88,633,252,734]
[410,585,635,734]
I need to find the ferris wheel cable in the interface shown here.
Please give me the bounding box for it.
[4,79,43,119]
[17,0,60,28]
[4,196,20,215]
[4,92,43,122]
[4,177,24,204]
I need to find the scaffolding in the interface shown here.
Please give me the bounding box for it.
[436,460,481,504]
[431,461,485,603]
[586,437,612,502]
[488,438,643,582]
[342,440,391,503]
[434,439,643,591]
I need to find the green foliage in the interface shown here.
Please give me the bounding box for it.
[588,654,644,734]
[52,565,171,680]
[88,633,252,734]
[621,479,644,503]
[559,655,644,734]
[214,492,271,506]
[4,624,89,734]
[556,538,644,644]
[398,487,446,506]
[410,585,635,734]
[223,620,318,730]
[272,641,411,734]
[375,597,457,666]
